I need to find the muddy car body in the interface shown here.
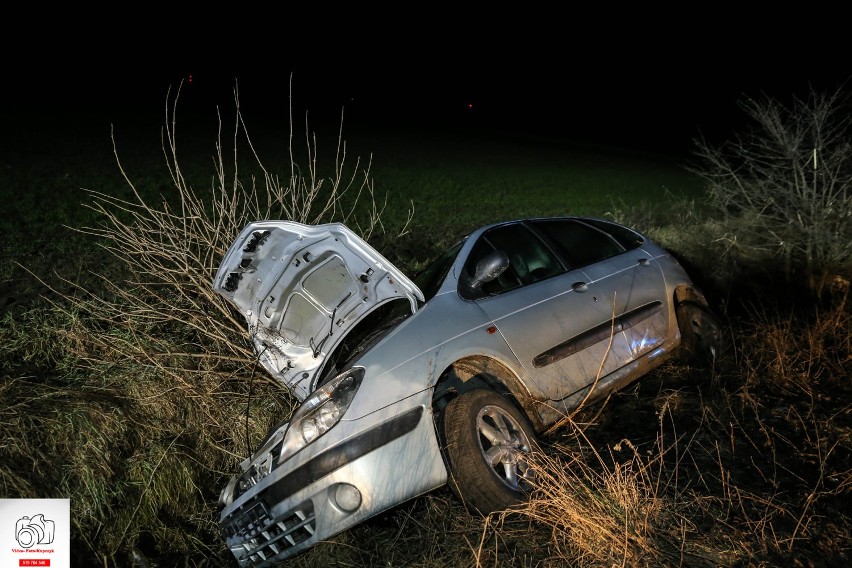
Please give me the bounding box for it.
[213,218,720,567]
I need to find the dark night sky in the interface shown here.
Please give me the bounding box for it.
[4,21,851,158]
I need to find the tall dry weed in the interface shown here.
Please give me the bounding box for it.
[2,78,409,564]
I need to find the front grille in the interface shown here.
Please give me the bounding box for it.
[222,498,316,566]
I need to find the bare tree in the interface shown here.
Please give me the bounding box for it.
[689,87,852,300]
[62,77,409,391]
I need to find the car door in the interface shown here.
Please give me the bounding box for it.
[530,218,670,361]
[462,221,635,404]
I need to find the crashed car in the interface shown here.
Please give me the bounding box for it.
[213,217,721,567]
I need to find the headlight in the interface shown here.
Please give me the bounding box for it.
[279,367,365,461]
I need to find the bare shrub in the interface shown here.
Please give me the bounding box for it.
[4,78,411,564]
[68,79,402,391]
[688,87,852,299]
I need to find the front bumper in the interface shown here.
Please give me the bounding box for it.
[219,404,447,567]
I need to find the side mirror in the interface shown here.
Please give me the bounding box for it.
[469,250,510,290]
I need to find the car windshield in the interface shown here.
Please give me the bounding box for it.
[413,239,465,302]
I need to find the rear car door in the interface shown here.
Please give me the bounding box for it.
[463,221,635,403]
[530,218,670,361]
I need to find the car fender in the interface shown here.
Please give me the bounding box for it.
[339,291,529,422]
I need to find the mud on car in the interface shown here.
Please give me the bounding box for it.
[213,217,721,567]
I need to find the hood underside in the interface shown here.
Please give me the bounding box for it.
[213,221,423,400]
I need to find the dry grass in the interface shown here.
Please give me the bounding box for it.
[475,293,850,568]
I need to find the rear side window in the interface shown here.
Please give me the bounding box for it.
[580,218,645,250]
[531,219,626,268]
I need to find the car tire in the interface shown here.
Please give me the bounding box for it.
[442,389,538,515]
[676,302,722,366]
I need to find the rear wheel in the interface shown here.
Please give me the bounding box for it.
[442,389,538,514]
[676,302,722,366]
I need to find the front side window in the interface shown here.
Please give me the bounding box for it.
[462,223,564,296]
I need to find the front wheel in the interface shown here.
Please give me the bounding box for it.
[442,389,538,514]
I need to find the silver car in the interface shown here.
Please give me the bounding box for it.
[213,217,721,567]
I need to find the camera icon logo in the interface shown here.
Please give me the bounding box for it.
[15,514,55,548]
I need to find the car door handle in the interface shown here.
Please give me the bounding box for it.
[571,281,588,292]
[637,258,651,266]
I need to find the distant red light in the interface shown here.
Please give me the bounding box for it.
[188,74,193,84]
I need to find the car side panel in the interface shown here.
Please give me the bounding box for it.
[472,265,634,403]
[341,290,531,421]
[580,248,671,361]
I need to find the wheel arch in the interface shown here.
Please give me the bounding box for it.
[673,284,724,367]
[673,283,711,309]
[431,355,545,432]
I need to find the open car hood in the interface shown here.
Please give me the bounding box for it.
[213,221,424,401]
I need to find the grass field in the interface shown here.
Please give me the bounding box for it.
[1,102,849,567]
